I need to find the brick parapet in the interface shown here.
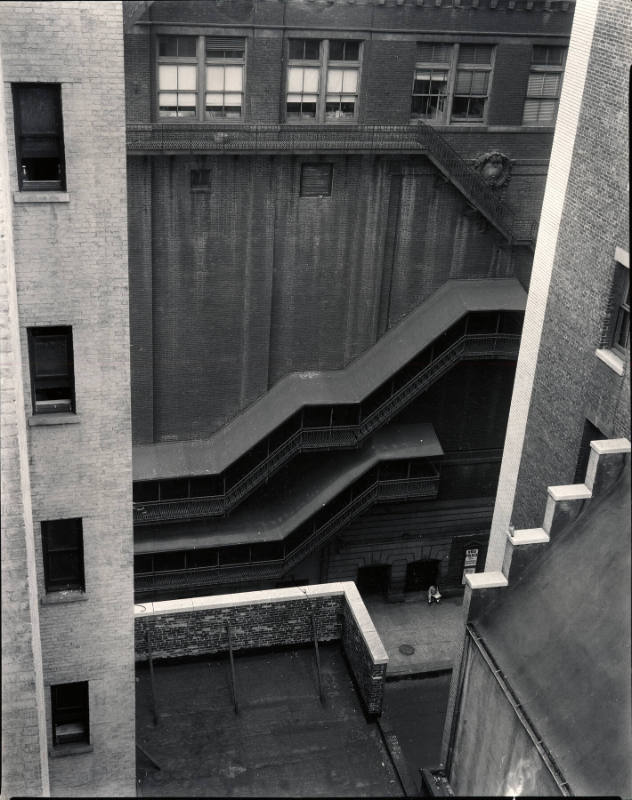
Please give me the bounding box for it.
[134,582,388,715]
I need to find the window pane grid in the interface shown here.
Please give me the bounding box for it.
[287,66,320,119]
[613,280,630,352]
[287,40,361,122]
[205,64,243,118]
[412,69,448,119]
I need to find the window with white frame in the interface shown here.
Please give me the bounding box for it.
[451,45,494,121]
[287,39,361,122]
[610,261,630,355]
[522,45,566,126]
[157,35,245,120]
[411,43,494,124]
[411,43,451,122]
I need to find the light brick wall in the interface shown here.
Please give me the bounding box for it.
[0,45,50,798]
[0,3,135,795]
[486,0,631,570]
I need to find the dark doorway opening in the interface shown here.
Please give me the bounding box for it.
[356,564,391,597]
[405,559,440,592]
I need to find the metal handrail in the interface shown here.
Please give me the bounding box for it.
[134,332,519,525]
[126,122,534,244]
[134,470,439,596]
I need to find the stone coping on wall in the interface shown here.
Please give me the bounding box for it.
[134,581,388,666]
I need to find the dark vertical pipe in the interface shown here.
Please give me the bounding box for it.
[226,624,239,714]
[146,630,159,726]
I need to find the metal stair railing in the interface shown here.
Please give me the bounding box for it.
[134,470,439,597]
[413,122,515,239]
[134,332,519,525]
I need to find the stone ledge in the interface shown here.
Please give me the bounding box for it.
[614,246,629,267]
[48,743,93,758]
[595,348,625,376]
[41,590,88,606]
[590,438,631,455]
[547,483,592,502]
[466,571,508,589]
[508,527,550,545]
[28,413,81,427]
[14,191,70,203]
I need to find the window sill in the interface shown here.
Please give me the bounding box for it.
[14,191,70,204]
[49,742,93,759]
[595,348,625,376]
[41,591,88,606]
[28,413,80,427]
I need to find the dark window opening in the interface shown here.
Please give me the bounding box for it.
[300,163,333,197]
[191,169,211,190]
[288,39,321,61]
[206,36,245,60]
[356,564,391,597]
[42,518,84,592]
[51,682,89,746]
[329,40,360,61]
[28,327,75,414]
[159,35,197,57]
[573,419,607,484]
[13,83,65,190]
[405,559,440,592]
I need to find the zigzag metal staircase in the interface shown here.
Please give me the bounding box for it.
[135,427,442,598]
[134,327,520,526]
[127,121,537,247]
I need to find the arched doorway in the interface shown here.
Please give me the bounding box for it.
[356,564,391,597]
[405,559,441,592]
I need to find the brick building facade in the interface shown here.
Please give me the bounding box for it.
[0,2,135,796]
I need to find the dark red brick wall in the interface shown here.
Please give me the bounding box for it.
[124,32,152,123]
[361,40,416,125]
[126,0,573,129]
[247,36,284,123]
[127,156,154,444]
[487,43,532,127]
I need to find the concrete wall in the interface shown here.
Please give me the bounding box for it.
[0,2,135,795]
[449,635,562,796]
[134,582,388,715]
[129,155,512,442]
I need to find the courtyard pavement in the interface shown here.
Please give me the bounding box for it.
[365,594,465,677]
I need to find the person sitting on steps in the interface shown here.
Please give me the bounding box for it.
[428,584,442,605]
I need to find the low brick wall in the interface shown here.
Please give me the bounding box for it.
[134,582,388,715]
